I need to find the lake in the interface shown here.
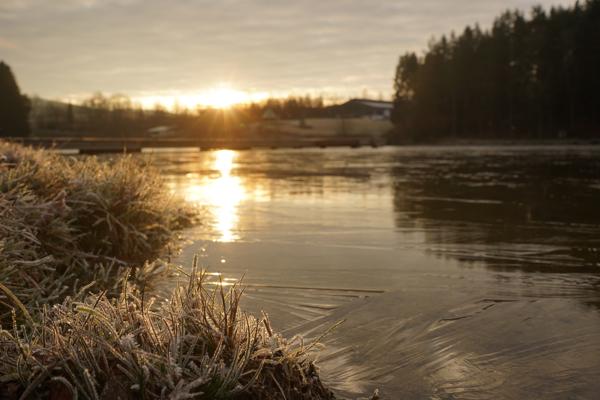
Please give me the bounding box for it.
[150,145,600,399]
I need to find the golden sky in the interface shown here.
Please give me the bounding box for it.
[0,0,573,108]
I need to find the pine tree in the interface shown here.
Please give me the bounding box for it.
[391,0,600,140]
[0,61,30,136]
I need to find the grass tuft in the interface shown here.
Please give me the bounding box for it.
[0,270,335,399]
[0,141,197,319]
[0,142,341,399]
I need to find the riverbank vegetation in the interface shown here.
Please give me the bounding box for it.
[0,142,337,399]
[0,62,31,137]
[392,0,600,141]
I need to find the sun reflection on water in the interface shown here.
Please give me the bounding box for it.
[183,150,246,242]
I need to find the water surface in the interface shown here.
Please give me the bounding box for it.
[152,146,600,399]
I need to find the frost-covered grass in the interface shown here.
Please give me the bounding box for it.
[0,263,335,399]
[0,141,195,317]
[0,142,338,399]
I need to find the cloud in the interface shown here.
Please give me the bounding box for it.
[0,37,16,49]
[0,0,576,99]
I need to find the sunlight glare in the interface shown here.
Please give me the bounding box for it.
[135,85,268,110]
[183,150,245,242]
[201,87,245,109]
[214,149,235,176]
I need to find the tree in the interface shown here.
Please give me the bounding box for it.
[391,0,600,141]
[66,103,75,129]
[0,61,31,136]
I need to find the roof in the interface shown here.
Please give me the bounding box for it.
[347,99,393,110]
[323,98,394,118]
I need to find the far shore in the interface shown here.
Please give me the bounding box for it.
[3,134,600,155]
[400,137,600,147]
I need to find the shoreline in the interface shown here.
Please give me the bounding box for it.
[404,137,600,147]
[2,135,600,155]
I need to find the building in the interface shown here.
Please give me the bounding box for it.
[329,99,393,120]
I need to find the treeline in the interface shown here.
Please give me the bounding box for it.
[239,96,327,120]
[31,93,329,137]
[0,62,30,136]
[32,93,200,137]
[2,58,334,138]
[392,0,600,141]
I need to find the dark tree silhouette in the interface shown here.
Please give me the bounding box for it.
[392,0,600,142]
[0,61,30,137]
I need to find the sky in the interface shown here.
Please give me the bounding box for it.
[0,0,574,108]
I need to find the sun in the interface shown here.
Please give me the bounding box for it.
[200,87,246,109]
[134,85,268,111]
